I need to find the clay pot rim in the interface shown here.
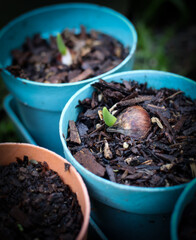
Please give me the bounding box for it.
[0,142,90,240]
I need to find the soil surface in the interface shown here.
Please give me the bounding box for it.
[0,156,83,240]
[66,79,196,187]
[6,26,128,84]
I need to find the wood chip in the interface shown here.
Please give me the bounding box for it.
[141,159,153,165]
[77,122,88,137]
[122,80,132,90]
[125,172,143,180]
[155,153,177,162]
[84,108,98,119]
[91,91,98,109]
[103,89,125,101]
[165,91,183,100]
[174,115,187,133]
[89,124,104,136]
[117,95,153,108]
[121,169,129,179]
[183,123,196,136]
[68,69,82,82]
[80,25,87,39]
[156,111,174,135]
[73,148,105,177]
[69,120,81,144]
[146,104,170,119]
[69,68,94,83]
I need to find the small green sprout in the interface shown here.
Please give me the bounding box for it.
[102,107,117,127]
[17,223,24,232]
[56,33,67,55]
[56,33,72,66]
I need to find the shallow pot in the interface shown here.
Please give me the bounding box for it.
[0,142,90,240]
[59,70,196,239]
[171,178,196,240]
[0,3,137,156]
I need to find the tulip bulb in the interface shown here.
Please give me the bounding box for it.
[107,106,151,139]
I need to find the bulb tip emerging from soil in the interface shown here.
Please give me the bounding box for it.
[61,48,72,66]
[107,106,151,139]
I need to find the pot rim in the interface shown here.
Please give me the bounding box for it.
[170,178,196,240]
[0,2,137,87]
[59,69,196,193]
[0,142,90,240]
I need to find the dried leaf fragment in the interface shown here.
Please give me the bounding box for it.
[151,117,163,129]
[160,163,174,172]
[98,110,103,120]
[104,140,113,159]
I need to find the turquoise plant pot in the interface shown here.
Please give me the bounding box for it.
[0,3,137,155]
[171,178,196,240]
[59,70,196,239]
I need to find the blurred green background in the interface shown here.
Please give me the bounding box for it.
[0,0,195,143]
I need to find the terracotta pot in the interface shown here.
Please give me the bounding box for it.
[0,142,90,240]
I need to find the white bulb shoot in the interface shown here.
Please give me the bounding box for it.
[61,48,72,66]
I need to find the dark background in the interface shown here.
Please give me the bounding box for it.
[0,0,195,29]
[1,0,195,77]
[0,0,196,142]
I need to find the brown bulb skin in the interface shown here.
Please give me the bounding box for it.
[107,106,151,139]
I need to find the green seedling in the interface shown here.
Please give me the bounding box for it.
[56,33,72,66]
[56,33,67,55]
[17,223,24,232]
[102,107,117,127]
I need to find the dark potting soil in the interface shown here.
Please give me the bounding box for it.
[66,79,196,187]
[0,156,83,240]
[178,194,196,240]
[6,26,129,83]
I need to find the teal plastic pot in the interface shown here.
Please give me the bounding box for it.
[171,178,196,240]
[0,3,137,156]
[59,70,196,239]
